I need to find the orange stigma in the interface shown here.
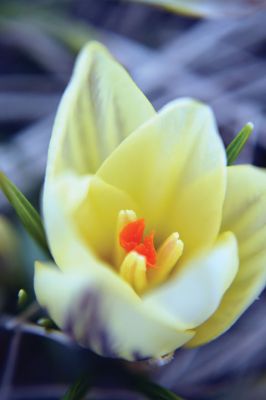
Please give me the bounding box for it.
[119,219,157,268]
[134,232,157,268]
[119,218,145,252]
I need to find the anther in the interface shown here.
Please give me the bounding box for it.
[120,251,147,293]
[148,233,184,287]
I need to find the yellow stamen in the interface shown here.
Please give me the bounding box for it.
[148,232,184,288]
[120,251,147,294]
[116,210,184,294]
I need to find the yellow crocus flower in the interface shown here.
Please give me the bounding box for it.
[34,42,266,361]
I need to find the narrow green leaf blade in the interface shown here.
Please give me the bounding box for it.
[0,172,49,254]
[132,374,184,400]
[62,370,184,400]
[62,374,93,400]
[226,122,254,166]
[17,288,28,308]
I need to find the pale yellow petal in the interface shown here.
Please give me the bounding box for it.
[47,41,155,177]
[98,98,226,259]
[144,232,238,330]
[73,177,139,264]
[188,165,266,347]
[43,172,138,269]
[34,261,194,361]
[42,173,99,271]
[43,41,154,267]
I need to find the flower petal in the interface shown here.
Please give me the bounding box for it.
[98,98,226,258]
[47,41,155,177]
[143,232,239,330]
[188,165,266,347]
[43,172,138,269]
[43,172,98,271]
[43,41,155,267]
[74,176,140,264]
[34,261,194,361]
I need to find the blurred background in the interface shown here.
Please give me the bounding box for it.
[0,0,266,399]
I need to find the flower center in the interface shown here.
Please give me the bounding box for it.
[119,219,156,268]
[116,210,184,294]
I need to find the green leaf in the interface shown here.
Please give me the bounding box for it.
[0,172,49,255]
[37,317,57,330]
[121,0,262,18]
[132,373,184,400]
[226,122,254,166]
[62,374,93,400]
[0,1,92,54]
[62,370,184,400]
[30,13,93,54]
[17,288,28,308]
